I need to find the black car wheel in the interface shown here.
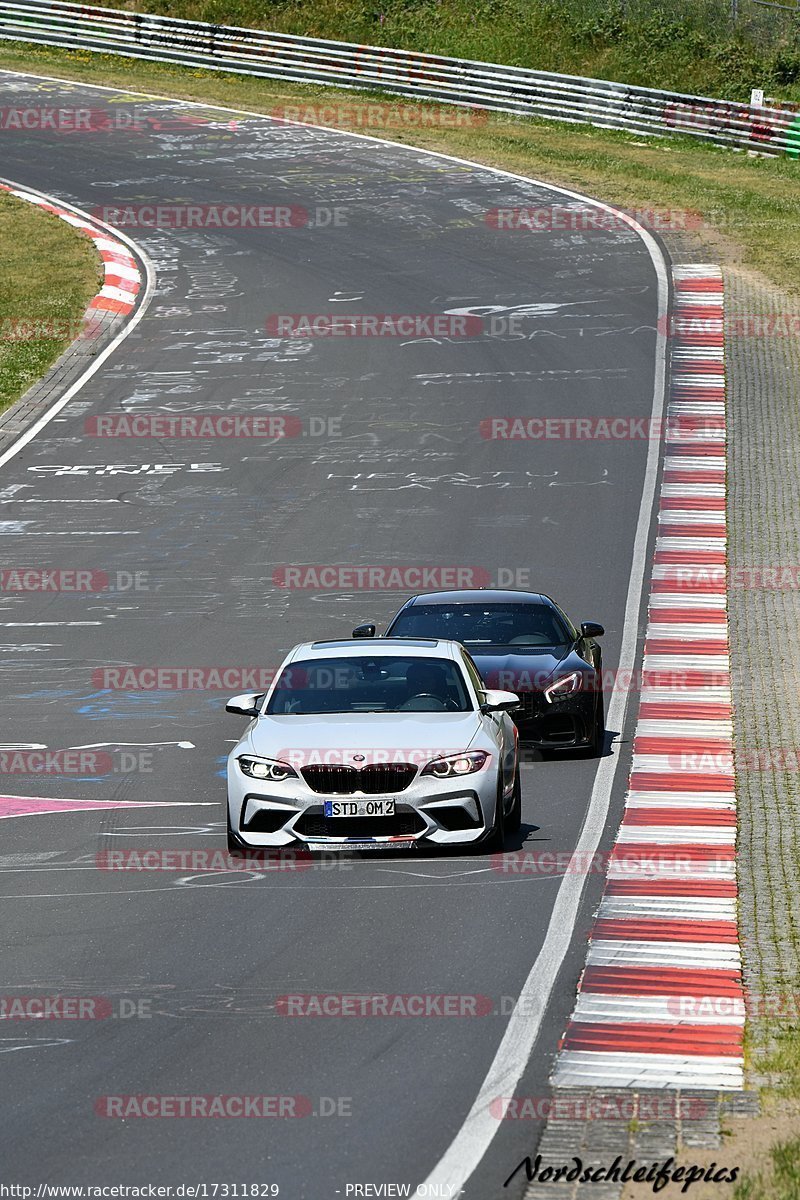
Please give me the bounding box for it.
[506,765,522,833]
[482,778,507,852]
[584,690,606,757]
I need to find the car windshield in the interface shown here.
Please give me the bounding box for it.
[388,602,571,648]
[266,655,473,715]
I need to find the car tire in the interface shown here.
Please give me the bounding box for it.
[483,779,507,852]
[583,691,606,757]
[506,765,522,833]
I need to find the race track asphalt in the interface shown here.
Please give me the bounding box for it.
[0,72,666,1198]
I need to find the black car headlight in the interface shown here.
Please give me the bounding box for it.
[543,672,582,703]
[237,755,297,781]
[421,751,489,778]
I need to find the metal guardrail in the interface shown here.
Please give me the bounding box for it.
[1,0,799,157]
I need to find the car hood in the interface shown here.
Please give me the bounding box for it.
[466,649,578,692]
[246,711,485,760]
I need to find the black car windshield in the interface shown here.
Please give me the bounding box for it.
[388,602,571,648]
[266,655,473,715]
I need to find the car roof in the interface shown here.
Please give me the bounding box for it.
[287,637,462,662]
[402,589,553,606]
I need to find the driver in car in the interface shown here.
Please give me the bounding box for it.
[401,662,452,710]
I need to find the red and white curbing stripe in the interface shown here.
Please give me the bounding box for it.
[552,264,742,1091]
[0,182,141,318]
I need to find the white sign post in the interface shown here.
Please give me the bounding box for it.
[748,88,765,155]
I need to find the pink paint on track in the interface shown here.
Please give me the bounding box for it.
[0,795,160,819]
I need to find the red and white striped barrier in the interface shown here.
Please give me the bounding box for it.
[552,264,742,1091]
[0,181,141,319]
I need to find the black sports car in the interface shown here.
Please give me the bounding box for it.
[353,589,605,755]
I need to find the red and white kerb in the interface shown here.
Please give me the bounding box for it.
[552,264,742,1091]
[0,182,141,318]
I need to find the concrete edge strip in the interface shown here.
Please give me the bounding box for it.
[0,175,155,468]
[550,263,743,1092]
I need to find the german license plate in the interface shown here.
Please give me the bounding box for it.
[323,798,396,818]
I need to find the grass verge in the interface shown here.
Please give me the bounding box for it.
[734,1134,800,1199]
[729,1026,800,1198]
[0,187,101,413]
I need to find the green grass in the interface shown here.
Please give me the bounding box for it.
[0,190,101,412]
[756,1020,800,1100]
[735,1136,800,1199]
[81,0,800,103]
[735,1031,800,1195]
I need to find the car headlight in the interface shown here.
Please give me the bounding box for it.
[421,751,489,778]
[237,755,297,781]
[543,672,582,703]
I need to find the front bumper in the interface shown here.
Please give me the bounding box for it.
[226,757,504,849]
[513,690,596,748]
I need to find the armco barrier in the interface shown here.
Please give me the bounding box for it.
[2,0,800,157]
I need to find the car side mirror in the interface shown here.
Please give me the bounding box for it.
[352,623,376,638]
[225,693,264,717]
[580,622,604,639]
[480,689,521,714]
